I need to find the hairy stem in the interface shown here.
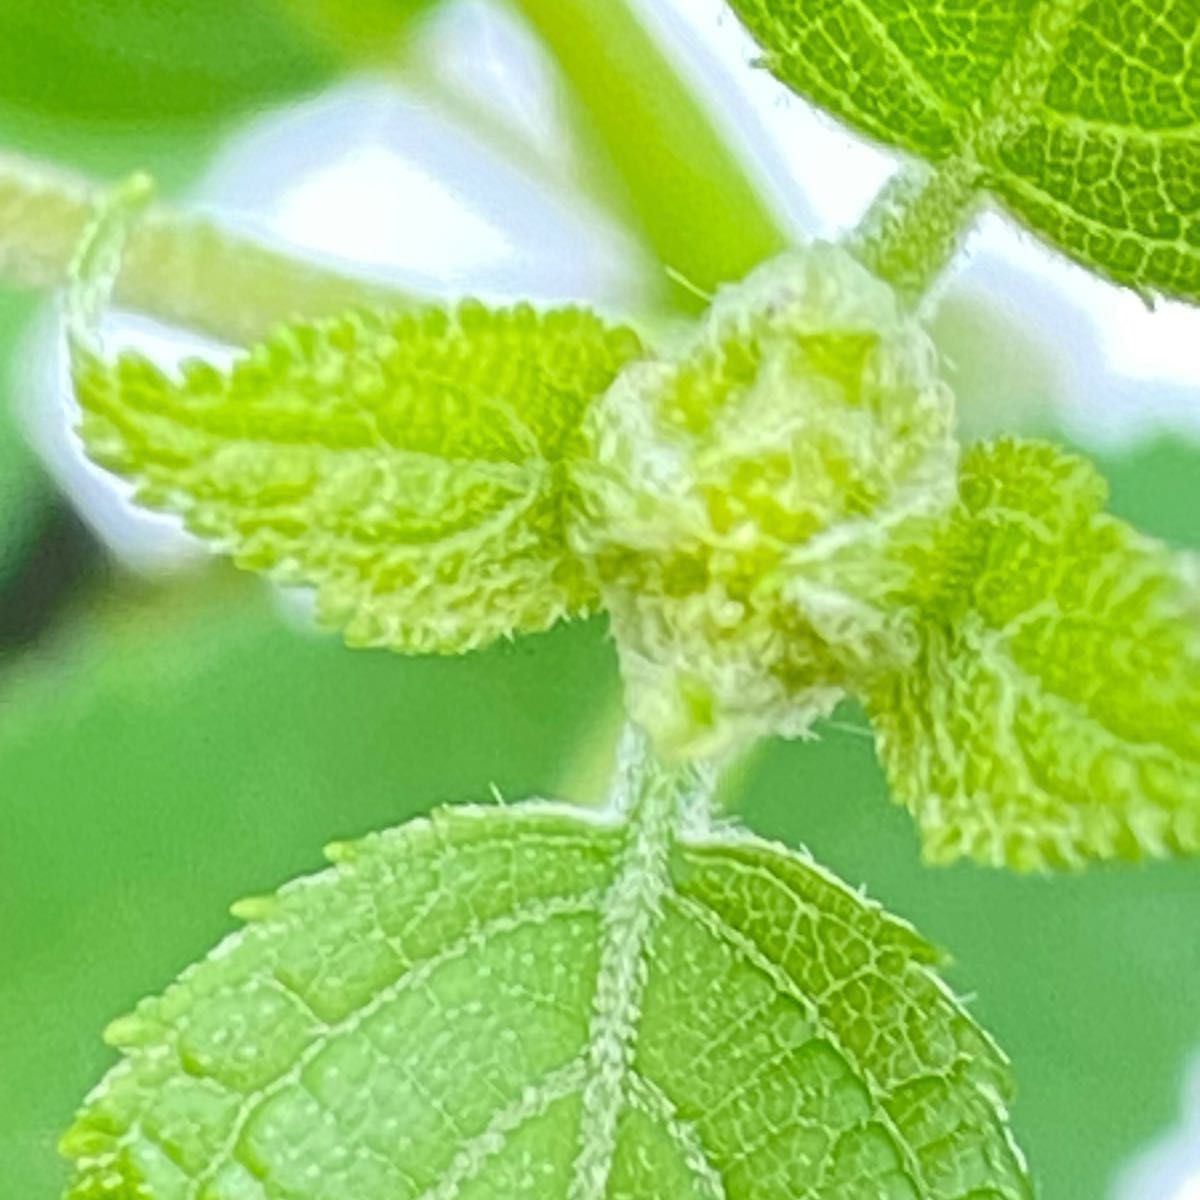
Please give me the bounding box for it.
[848,158,982,303]
[0,151,417,345]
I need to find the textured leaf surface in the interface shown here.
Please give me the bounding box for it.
[73,304,642,652]
[866,437,1200,869]
[63,795,1029,1198]
[728,0,1200,301]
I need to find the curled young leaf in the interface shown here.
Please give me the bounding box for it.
[728,0,1200,303]
[569,243,957,758]
[72,303,643,652]
[865,437,1200,870]
[63,790,1030,1198]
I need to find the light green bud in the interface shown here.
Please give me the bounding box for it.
[569,243,958,759]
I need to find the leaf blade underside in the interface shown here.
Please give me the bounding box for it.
[62,801,1030,1199]
[72,303,643,653]
[865,437,1200,869]
[727,0,1200,302]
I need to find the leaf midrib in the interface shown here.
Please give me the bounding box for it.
[566,751,685,1200]
[965,0,1093,158]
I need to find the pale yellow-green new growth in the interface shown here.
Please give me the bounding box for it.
[61,775,1030,1197]
[73,306,642,652]
[570,243,958,759]
[68,180,643,653]
[866,438,1200,870]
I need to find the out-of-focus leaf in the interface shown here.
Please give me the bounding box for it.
[0,0,331,123]
[1088,433,1200,550]
[0,289,51,593]
[279,0,440,65]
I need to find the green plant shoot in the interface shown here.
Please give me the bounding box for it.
[3,1,1191,1196]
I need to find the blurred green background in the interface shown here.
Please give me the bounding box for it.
[0,2,1198,1198]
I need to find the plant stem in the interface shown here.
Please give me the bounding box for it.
[605,721,717,829]
[508,0,788,309]
[847,157,983,305]
[0,151,417,345]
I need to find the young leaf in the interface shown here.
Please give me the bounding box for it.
[62,794,1030,1198]
[727,0,1200,302]
[72,304,643,652]
[570,242,959,759]
[865,437,1200,870]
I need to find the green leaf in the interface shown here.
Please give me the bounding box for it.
[1088,433,1200,550]
[865,437,1200,870]
[279,0,440,66]
[0,0,332,123]
[728,0,1200,302]
[62,780,1030,1198]
[72,304,643,653]
[0,566,617,1198]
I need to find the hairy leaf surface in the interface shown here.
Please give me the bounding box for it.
[866,437,1200,869]
[73,305,642,652]
[728,0,1200,301]
[63,799,1029,1198]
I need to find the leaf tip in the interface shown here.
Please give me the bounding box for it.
[101,1011,155,1049]
[58,1118,107,1159]
[322,839,358,865]
[229,894,279,922]
[66,171,156,353]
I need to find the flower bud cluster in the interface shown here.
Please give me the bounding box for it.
[570,244,958,758]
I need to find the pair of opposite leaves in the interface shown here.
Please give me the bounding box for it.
[72,236,1200,873]
[64,238,1197,1200]
[61,0,1200,1193]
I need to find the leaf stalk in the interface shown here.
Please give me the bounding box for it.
[847,157,982,305]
